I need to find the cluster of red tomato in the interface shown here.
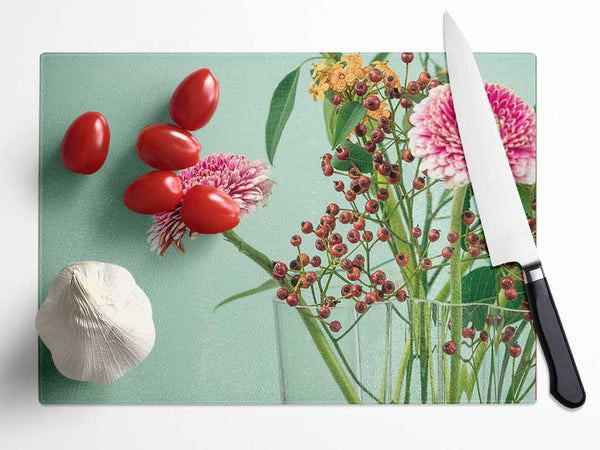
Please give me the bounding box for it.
[60,69,241,234]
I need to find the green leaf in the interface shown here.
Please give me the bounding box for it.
[332,101,366,148]
[321,52,342,63]
[517,183,535,216]
[433,62,450,84]
[370,52,389,63]
[461,266,525,329]
[323,92,337,145]
[331,141,374,174]
[404,92,428,105]
[214,279,279,311]
[265,66,301,164]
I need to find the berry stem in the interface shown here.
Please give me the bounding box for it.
[449,186,467,403]
[222,229,362,403]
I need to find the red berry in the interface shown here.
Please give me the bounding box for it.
[272,262,288,280]
[418,71,431,85]
[462,327,476,340]
[301,221,313,234]
[369,68,383,82]
[365,199,379,214]
[400,98,413,109]
[428,229,440,242]
[333,180,345,192]
[377,227,390,242]
[523,312,533,322]
[355,301,368,314]
[326,203,340,216]
[331,243,348,258]
[290,235,302,247]
[401,52,414,63]
[412,226,422,238]
[384,74,397,87]
[329,320,342,332]
[347,229,360,243]
[341,284,352,298]
[298,253,309,267]
[377,188,389,201]
[447,230,459,243]
[479,330,489,342]
[528,217,536,230]
[395,253,409,266]
[382,280,395,294]
[402,150,415,163]
[387,170,401,184]
[441,246,454,259]
[407,81,420,95]
[364,292,376,305]
[509,343,522,358]
[310,255,322,267]
[395,289,408,302]
[485,314,492,326]
[501,326,516,344]
[364,140,376,153]
[276,287,289,300]
[351,284,363,297]
[352,216,366,231]
[420,258,433,270]
[355,82,368,96]
[377,116,390,129]
[341,259,353,270]
[353,254,365,268]
[347,266,361,281]
[315,237,326,251]
[371,129,384,144]
[462,210,475,225]
[377,162,392,176]
[501,276,514,290]
[428,79,441,89]
[358,175,372,191]
[467,233,479,245]
[413,176,426,190]
[362,231,373,242]
[468,246,481,258]
[338,211,353,224]
[318,306,331,319]
[505,288,518,301]
[286,293,299,307]
[321,161,334,177]
[372,151,384,164]
[355,124,367,137]
[335,145,350,161]
[442,341,457,356]
[363,95,381,111]
[328,232,343,245]
[371,270,386,285]
[344,190,357,202]
[332,94,342,105]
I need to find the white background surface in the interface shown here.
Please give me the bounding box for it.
[0,0,598,448]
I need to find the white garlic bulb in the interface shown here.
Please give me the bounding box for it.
[36,262,155,384]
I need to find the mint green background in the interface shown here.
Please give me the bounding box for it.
[39,53,536,403]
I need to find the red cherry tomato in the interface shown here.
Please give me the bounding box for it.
[123,171,183,214]
[136,123,201,170]
[61,111,110,174]
[181,185,240,234]
[169,68,219,131]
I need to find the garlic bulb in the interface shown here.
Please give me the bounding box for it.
[36,262,155,384]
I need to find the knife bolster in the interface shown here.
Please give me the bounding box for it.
[523,264,544,284]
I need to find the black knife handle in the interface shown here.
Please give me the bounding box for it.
[523,264,585,408]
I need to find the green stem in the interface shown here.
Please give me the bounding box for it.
[222,229,361,404]
[449,186,467,403]
[393,333,412,403]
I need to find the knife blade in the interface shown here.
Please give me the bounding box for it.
[443,12,585,408]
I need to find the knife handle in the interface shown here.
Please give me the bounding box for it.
[524,264,585,408]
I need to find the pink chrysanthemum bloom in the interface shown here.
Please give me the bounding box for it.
[407,83,536,189]
[148,153,274,256]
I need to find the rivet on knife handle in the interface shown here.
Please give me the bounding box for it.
[524,264,586,408]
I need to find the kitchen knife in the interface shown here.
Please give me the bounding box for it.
[443,13,585,408]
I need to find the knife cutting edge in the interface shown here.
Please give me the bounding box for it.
[443,12,585,408]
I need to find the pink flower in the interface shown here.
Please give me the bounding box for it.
[148,153,274,256]
[407,83,536,189]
